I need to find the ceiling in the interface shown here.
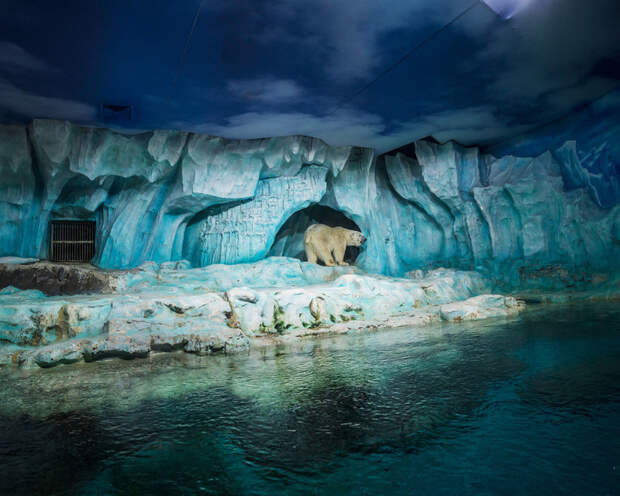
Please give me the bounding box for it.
[0,0,619,152]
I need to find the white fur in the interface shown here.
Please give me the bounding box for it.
[303,223,365,266]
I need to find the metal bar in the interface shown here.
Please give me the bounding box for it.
[49,221,96,262]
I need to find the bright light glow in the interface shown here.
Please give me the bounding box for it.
[481,0,532,19]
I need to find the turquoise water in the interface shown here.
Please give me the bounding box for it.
[1,302,619,495]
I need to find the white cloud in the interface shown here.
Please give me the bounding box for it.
[0,78,96,121]
[226,77,305,105]
[170,104,535,153]
[172,108,385,148]
[0,42,94,122]
[379,106,532,150]
[0,41,53,73]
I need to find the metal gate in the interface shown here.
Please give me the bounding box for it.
[49,221,96,263]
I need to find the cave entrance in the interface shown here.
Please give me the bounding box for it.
[268,205,362,265]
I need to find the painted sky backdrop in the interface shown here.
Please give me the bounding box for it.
[0,0,619,152]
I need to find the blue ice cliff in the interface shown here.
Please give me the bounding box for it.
[1,91,619,283]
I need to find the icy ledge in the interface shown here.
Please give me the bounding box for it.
[0,258,524,368]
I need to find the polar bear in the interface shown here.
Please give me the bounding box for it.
[304,223,366,266]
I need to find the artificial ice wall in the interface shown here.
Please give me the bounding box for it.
[1,91,619,284]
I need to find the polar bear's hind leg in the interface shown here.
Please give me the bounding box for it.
[316,244,336,266]
[305,243,318,264]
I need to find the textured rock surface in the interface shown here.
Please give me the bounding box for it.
[384,141,620,283]
[153,257,361,292]
[0,282,246,368]
[487,90,620,208]
[0,258,523,368]
[0,256,39,264]
[224,268,488,335]
[184,166,329,266]
[0,261,118,295]
[439,295,523,322]
[0,257,364,296]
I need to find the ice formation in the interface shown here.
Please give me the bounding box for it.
[1,91,619,284]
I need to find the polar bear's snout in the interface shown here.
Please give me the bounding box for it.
[353,232,366,246]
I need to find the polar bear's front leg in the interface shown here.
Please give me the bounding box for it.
[333,241,348,266]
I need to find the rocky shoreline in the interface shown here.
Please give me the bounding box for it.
[0,257,527,369]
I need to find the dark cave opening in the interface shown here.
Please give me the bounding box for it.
[268,204,362,265]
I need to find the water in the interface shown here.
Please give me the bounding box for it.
[1,302,619,495]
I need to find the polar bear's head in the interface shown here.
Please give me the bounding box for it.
[346,229,366,247]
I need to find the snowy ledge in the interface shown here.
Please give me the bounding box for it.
[0,258,529,369]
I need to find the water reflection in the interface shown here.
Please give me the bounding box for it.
[1,303,619,495]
